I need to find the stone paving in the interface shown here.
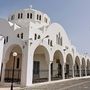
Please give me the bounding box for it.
[25,78,90,90]
[1,77,90,90]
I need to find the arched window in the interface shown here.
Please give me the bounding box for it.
[50,40,53,46]
[6,36,8,42]
[27,13,29,18]
[4,36,8,44]
[56,34,58,44]
[17,34,19,38]
[48,39,50,45]
[11,15,15,20]
[21,13,23,18]
[38,35,41,39]
[16,58,20,69]
[34,34,37,40]
[37,14,39,20]
[30,13,32,19]
[61,37,63,46]
[18,13,20,19]
[21,33,23,39]
[18,13,23,19]
[59,32,60,38]
[4,39,5,44]
[44,17,47,23]
[39,15,41,20]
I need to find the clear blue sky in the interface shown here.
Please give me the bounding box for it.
[0,0,90,55]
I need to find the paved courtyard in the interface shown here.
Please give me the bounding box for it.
[25,78,90,90]
[1,77,90,90]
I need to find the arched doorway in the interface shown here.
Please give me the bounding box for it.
[33,45,50,83]
[4,45,22,83]
[65,54,73,78]
[74,56,80,77]
[87,59,90,75]
[51,50,63,81]
[81,58,86,76]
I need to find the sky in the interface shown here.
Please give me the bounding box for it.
[0,0,90,55]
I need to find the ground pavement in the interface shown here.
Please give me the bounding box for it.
[1,76,90,90]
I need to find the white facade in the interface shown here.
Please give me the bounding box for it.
[0,8,90,86]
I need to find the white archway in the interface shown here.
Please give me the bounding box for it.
[74,56,80,77]
[4,44,22,83]
[51,50,64,80]
[33,45,50,83]
[81,58,86,76]
[65,53,73,78]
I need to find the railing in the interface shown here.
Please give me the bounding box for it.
[51,70,73,80]
[3,68,90,84]
[33,70,74,83]
[74,70,80,77]
[87,70,90,76]
[65,70,73,79]
[4,69,21,83]
[51,70,62,80]
[33,70,48,83]
[33,69,90,83]
[81,70,85,76]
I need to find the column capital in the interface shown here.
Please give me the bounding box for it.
[49,61,53,64]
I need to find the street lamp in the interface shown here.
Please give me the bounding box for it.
[11,52,17,90]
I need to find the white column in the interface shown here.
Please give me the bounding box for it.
[62,63,65,79]
[1,63,5,83]
[48,61,52,81]
[79,66,81,77]
[26,52,33,86]
[21,45,33,86]
[72,65,74,78]
[85,67,87,76]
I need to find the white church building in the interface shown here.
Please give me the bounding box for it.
[0,7,90,86]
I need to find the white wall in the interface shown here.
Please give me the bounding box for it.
[0,38,3,73]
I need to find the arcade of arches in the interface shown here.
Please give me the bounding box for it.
[1,45,90,84]
[32,45,90,83]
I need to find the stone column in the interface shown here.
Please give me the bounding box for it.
[48,61,52,81]
[85,66,87,76]
[62,63,65,79]
[72,65,74,78]
[21,44,33,86]
[79,65,81,77]
[1,63,5,83]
